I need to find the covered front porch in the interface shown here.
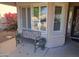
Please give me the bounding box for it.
[1,2,79,56]
[16,2,69,48]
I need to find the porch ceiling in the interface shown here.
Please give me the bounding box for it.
[0,2,16,6]
[0,2,48,8]
[2,2,79,7]
[16,2,48,7]
[70,2,79,7]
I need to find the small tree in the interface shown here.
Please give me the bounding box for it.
[2,12,17,31]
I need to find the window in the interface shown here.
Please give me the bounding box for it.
[40,6,47,31]
[54,6,62,31]
[22,8,26,28]
[27,8,31,29]
[32,7,39,30]
[31,6,47,31]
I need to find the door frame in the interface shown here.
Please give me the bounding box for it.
[71,6,79,37]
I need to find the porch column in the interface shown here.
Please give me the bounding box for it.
[46,3,55,48]
[17,7,22,34]
[46,3,69,48]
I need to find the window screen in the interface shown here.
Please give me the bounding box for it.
[54,6,62,31]
[22,8,26,28]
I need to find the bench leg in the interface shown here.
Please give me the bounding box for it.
[34,45,39,53]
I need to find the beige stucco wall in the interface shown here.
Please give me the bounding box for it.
[16,2,69,48]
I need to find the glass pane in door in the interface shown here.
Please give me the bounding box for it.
[22,8,26,28]
[54,6,62,31]
[73,9,79,36]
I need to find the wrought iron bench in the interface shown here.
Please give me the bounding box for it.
[16,29,41,44]
[22,29,41,41]
[21,29,46,52]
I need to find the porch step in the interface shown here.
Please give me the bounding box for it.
[70,36,79,42]
[70,37,79,39]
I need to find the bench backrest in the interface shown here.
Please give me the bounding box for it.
[22,29,41,40]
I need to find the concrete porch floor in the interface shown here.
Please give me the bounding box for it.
[1,37,79,57]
